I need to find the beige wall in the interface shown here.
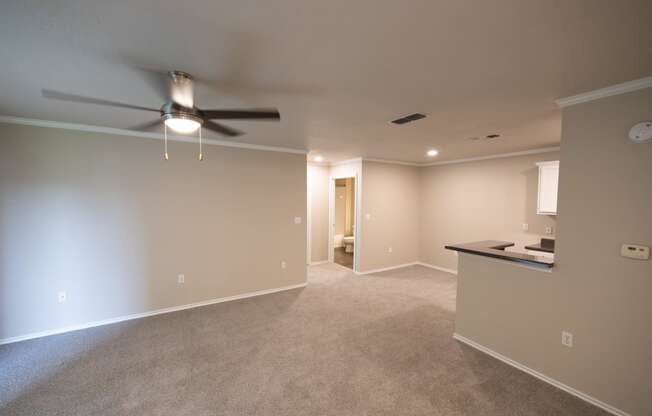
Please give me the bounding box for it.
[0,123,307,341]
[420,153,558,271]
[344,178,355,236]
[359,161,420,272]
[307,164,329,263]
[454,88,652,416]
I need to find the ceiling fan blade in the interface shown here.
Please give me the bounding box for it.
[42,89,160,112]
[127,119,161,131]
[201,109,280,120]
[203,121,243,137]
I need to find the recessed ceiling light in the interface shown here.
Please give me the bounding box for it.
[427,149,438,157]
[314,155,323,162]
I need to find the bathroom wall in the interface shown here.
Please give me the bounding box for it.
[344,178,355,236]
[0,122,307,342]
[334,182,347,247]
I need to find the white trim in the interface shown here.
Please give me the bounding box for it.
[309,260,330,266]
[555,76,652,108]
[535,160,559,168]
[363,157,421,166]
[421,147,560,167]
[329,157,363,167]
[353,171,362,272]
[0,282,307,345]
[452,333,631,416]
[0,115,308,155]
[325,147,561,169]
[328,161,362,272]
[306,164,312,265]
[355,261,420,275]
[416,261,458,275]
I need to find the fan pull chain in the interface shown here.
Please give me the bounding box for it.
[198,126,203,161]
[164,124,169,160]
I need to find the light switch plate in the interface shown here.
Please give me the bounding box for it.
[621,244,650,260]
[294,217,302,224]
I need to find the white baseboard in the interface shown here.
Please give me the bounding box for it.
[0,282,308,346]
[452,333,630,416]
[355,261,420,275]
[416,261,458,275]
[309,260,330,266]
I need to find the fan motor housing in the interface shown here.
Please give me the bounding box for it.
[160,101,203,125]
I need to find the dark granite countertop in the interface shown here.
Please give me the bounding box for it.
[445,240,554,268]
[524,238,555,253]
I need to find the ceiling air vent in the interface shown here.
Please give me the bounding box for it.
[390,113,426,125]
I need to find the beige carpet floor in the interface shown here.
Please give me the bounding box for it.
[1,264,608,415]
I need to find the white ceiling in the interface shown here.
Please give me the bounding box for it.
[1,0,651,163]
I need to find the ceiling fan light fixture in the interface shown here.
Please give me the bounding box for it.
[163,113,202,134]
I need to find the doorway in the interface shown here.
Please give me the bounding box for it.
[333,177,355,269]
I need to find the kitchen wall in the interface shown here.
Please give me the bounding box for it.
[455,87,652,416]
[359,161,420,272]
[0,123,307,342]
[307,164,329,263]
[420,152,559,271]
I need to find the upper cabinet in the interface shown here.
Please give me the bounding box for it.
[536,161,559,215]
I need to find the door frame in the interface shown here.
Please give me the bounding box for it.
[328,174,361,271]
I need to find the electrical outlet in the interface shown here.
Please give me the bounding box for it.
[388,246,393,253]
[58,291,67,303]
[522,223,529,231]
[365,213,371,220]
[178,274,185,284]
[561,331,573,347]
[545,226,553,235]
[621,244,650,260]
[281,261,287,269]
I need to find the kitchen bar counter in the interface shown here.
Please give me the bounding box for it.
[445,240,554,268]
[524,238,555,254]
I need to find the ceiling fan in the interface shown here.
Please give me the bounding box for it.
[42,71,280,160]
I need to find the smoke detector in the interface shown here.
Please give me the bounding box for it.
[629,121,652,143]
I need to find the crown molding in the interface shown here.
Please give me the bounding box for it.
[329,157,363,166]
[555,76,652,108]
[363,157,421,166]
[421,146,560,167]
[323,147,561,168]
[0,115,308,155]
